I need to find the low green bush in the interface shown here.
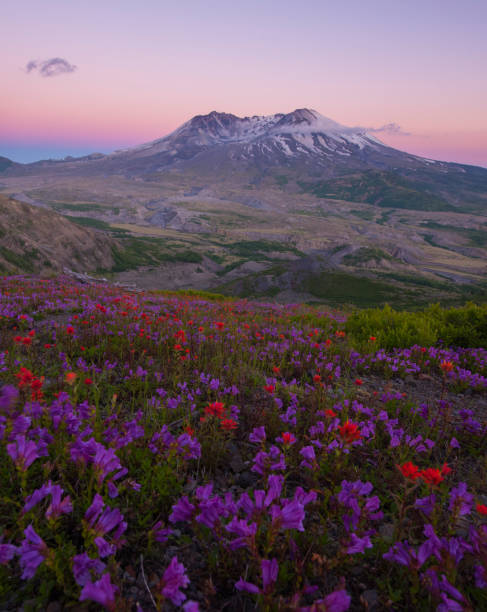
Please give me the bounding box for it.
[346,302,487,349]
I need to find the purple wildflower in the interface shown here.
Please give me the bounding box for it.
[414,494,436,517]
[80,572,118,608]
[449,482,474,516]
[151,521,172,543]
[252,445,286,476]
[300,445,316,469]
[72,552,106,586]
[235,578,260,594]
[272,499,305,531]
[261,558,278,592]
[345,533,372,554]
[160,556,190,606]
[18,525,48,579]
[249,425,266,444]
[7,435,40,471]
[0,384,18,413]
[0,542,16,565]
[169,496,196,523]
[320,588,351,612]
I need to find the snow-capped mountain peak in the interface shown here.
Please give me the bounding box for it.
[115,108,382,162]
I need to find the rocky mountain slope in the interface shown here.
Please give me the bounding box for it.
[0,194,118,275]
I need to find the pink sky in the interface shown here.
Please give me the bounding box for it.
[1,0,486,166]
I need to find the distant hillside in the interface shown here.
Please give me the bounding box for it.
[0,194,118,274]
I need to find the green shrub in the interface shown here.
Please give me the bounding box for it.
[346,302,487,349]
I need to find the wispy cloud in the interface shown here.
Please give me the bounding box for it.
[368,122,410,136]
[25,57,77,77]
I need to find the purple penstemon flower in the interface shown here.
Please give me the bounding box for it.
[80,572,118,608]
[235,558,279,596]
[84,494,127,557]
[23,481,73,520]
[345,533,372,554]
[159,556,190,606]
[271,499,305,531]
[0,541,16,565]
[72,552,106,586]
[6,435,40,471]
[18,525,49,579]
[448,482,474,516]
[0,384,18,414]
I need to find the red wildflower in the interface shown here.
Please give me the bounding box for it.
[441,463,452,476]
[398,461,421,481]
[313,374,321,383]
[325,409,337,418]
[16,367,35,388]
[272,366,281,374]
[354,378,363,386]
[476,504,487,516]
[65,372,77,385]
[66,326,75,335]
[84,378,93,385]
[204,402,225,419]
[338,421,361,444]
[220,419,237,431]
[28,330,35,337]
[420,468,444,486]
[440,360,454,373]
[264,385,275,394]
[184,426,195,437]
[281,432,296,445]
[21,337,32,346]
[369,336,376,342]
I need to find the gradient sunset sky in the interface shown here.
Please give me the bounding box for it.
[1,0,486,166]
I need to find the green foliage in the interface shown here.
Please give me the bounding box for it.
[300,171,455,211]
[107,237,203,272]
[420,221,487,248]
[350,208,375,220]
[155,288,230,301]
[0,246,39,273]
[50,202,105,212]
[343,247,396,266]
[301,271,401,307]
[346,302,487,349]
[275,174,289,186]
[226,240,301,258]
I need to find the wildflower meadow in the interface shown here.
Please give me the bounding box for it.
[0,276,486,611]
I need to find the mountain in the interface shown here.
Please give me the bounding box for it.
[3,108,486,212]
[0,109,486,306]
